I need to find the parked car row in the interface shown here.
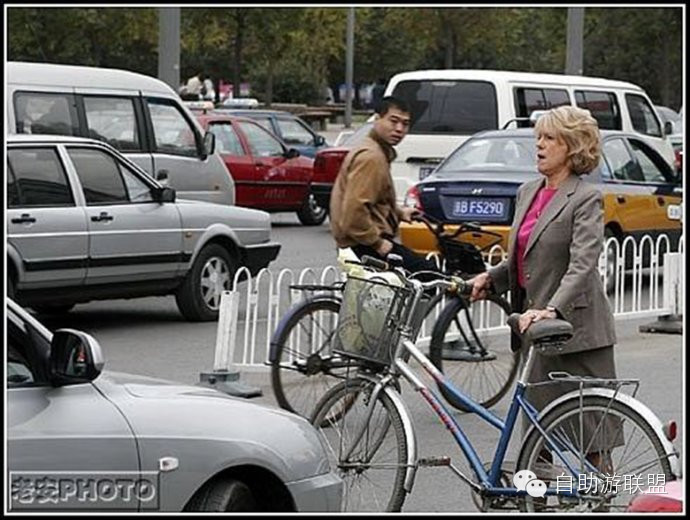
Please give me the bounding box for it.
[194,111,327,225]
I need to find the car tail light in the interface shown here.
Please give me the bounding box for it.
[627,493,683,512]
[404,185,424,212]
[674,149,682,173]
[663,420,677,441]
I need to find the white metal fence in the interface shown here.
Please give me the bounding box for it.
[223,234,683,370]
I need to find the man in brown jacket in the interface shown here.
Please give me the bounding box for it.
[330,96,437,273]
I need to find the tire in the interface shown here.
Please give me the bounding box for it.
[429,294,518,411]
[175,244,236,322]
[310,377,409,512]
[516,395,673,512]
[296,193,328,226]
[271,298,352,418]
[31,303,75,315]
[185,478,256,512]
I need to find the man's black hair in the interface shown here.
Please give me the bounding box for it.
[376,96,410,116]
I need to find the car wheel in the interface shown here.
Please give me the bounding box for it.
[296,193,327,226]
[175,244,236,322]
[31,304,75,315]
[185,478,256,512]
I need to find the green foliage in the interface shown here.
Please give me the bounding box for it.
[7,6,683,109]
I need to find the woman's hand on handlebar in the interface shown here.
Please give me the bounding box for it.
[468,271,492,302]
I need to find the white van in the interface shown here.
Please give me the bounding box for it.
[383,69,676,202]
[7,61,235,205]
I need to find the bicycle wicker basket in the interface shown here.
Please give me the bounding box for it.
[333,273,412,367]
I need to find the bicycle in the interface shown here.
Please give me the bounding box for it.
[269,214,516,417]
[310,257,679,512]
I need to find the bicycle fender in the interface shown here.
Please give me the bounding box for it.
[356,373,419,494]
[525,387,681,478]
[268,296,341,362]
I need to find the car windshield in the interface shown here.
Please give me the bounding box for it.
[437,135,537,174]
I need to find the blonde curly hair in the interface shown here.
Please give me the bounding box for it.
[534,105,601,175]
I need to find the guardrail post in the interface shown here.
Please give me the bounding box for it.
[198,290,262,397]
[639,252,682,334]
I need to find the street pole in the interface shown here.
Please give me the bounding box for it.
[345,7,355,128]
[565,7,584,75]
[158,7,181,91]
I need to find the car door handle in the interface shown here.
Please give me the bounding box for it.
[616,195,626,204]
[657,196,666,206]
[11,213,36,224]
[91,212,114,222]
[156,169,169,181]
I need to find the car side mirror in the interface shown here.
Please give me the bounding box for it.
[201,131,216,159]
[663,121,674,137]
[285,148,300,159]
[315,135,326,146]
[49,329,104,386]
[152,186,176,203]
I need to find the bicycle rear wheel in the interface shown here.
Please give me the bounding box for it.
[310,377,409,512]
[270,298,352,418]
[429,294,518,411]
[516,395,674,512]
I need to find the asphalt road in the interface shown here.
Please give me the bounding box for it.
[33,216,684,513]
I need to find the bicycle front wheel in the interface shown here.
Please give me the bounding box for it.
[429,295,518,411]
[270,298,349,418]
[516,395,674,512]
[310,377,409,512]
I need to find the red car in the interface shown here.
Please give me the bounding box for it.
[312,122,373,211]
[627,479,683,512]
[195,113,327,225]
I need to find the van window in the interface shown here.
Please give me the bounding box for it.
[514,88,571,127]
[626,94,662,138]
[574,90,621,130]
[391,80,498,134]
[67,148,128,204]
[14,92,79,136]
[147,99,199,157]
[83,97,142,152]
[7,147,74,207]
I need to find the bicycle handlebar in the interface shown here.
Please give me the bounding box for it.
[411,211,503,243]
[356,254,472,297]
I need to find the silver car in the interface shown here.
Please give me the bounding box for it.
[7,134,281,321]
[7,299,343,512]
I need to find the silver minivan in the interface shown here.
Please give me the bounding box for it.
[7,61,235,206]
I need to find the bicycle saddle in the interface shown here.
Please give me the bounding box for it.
[507,313,573,353]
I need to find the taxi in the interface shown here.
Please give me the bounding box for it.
[401,129,683,264]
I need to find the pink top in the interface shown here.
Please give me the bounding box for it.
[516,187,558,288]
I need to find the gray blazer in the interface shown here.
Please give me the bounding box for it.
[489,174,617,355]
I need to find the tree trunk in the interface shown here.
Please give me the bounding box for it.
[233,10,245,99]
[265,57,274,107]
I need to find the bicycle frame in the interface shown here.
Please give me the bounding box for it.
[389,332,599,500]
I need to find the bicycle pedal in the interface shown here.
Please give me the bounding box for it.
[418,456,451,467]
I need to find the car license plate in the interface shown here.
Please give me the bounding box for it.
[419,166,435,180]
[451,197,509,220]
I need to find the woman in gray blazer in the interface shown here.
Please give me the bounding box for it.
[470,105,618,472]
